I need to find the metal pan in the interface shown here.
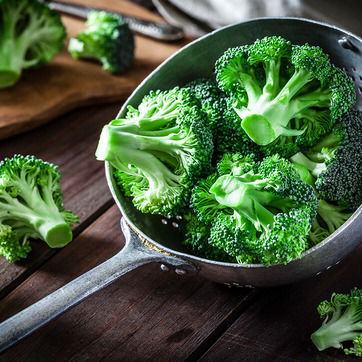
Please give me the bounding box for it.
[0,17,361,352]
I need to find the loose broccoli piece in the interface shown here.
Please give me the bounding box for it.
[179,209,233,262]
[95,86,214,217]
[0,0,66,88]
[311,288,362,356]
[290,110,362,210]
[190,153,318,265]
[184,78,262,160]
[0,155,79,262]
[68,10,134,74]
[215,36,355,147]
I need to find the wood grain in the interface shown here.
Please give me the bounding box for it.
[199,244,362,361]
[0,0,189,140]
[0,102,120,300]
[0,205,255,361]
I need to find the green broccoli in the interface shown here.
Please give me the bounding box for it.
[290,161,354,246]
[0,155,79,262]
[179,209,233,262]
[311,288,362,356]
[215,36,355,148]
[95,86,214,217]
[190,153,318,265]
[308,199,352,246]
[0,0,66,88]
[290,110,362,210]
[184,78,262,160]
[68,10,134,74]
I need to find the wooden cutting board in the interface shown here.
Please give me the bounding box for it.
[0,0,190,140]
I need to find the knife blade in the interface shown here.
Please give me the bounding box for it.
[47,0,184,41]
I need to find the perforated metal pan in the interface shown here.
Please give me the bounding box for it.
[0,17,361,352]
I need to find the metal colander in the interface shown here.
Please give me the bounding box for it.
[0,17,361,351]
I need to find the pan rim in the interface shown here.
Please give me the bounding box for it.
[106,163,362,269]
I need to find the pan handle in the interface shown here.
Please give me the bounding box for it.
[0,218,196,353]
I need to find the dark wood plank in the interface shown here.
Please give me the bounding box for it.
[0,102,121,298]
[0,205,256,361]
[199,244,362,361]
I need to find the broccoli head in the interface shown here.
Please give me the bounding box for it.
[190,153,318,265]
[0,0,66,88]
[184,78,262,161]
[68,10,134,74]
[179,209,233,262]
[308,199,352,246]
[291,109,362,210]
[311,288,362,356]
[215,36,355,148]
[290,161,354,246]
[96,86,214,217]
[0,155,79,262]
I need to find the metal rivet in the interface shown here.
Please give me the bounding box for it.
[175,268,187,275]
[338,37,355,50]
[160,264,170,272]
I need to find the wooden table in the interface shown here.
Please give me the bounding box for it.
[0,1,361,361]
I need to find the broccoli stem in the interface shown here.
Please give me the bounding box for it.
[210,175,276,232]
[316,199,352,234]
[96,126,183,189]
[0,36,24,88]
[0,7,41,88]
[1,192,72,248]
[311,309,362,351]
[278,68,314,101]
[290,152,326,178]
[237,67,331,146]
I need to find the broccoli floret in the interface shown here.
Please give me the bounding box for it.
[308,199,352,246]
[96,86,214,217]
[0,155,79,262]
[191,153,318,265]
[290,110,362,210]
[209,212,258,264]
[311,288,362,356]
[0,0,66,88]
[291,161,354,246]
[345,335,362,357]
[0,223,32,262]
[190,172,228,224]
[184,78,262,161]
[215,36,355,147]
[179,209,233,262]
[68,11,134,74]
